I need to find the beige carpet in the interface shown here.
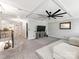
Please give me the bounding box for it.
[2,37,59,59]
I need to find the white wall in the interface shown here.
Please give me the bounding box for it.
[28,19,48,40]
[48,19,79,38]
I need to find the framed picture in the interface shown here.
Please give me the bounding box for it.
[60,22,71,29]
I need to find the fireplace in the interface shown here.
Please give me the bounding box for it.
[36,26,47,39]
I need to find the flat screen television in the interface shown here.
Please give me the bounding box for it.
[37,26,46,32]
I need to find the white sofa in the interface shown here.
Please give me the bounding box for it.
[36,40,79,59]
[36,40,63,59]
[53,42,79,59]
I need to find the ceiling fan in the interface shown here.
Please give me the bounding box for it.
[25,9,67,20]
[45,9,67,19]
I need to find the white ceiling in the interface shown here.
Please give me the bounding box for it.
[0,0,46,11]
[53,0,79,18]
[27,0,70,20]
[0,0,79,21]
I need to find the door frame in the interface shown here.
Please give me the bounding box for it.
[26,23,28,39]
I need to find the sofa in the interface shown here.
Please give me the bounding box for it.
[36,40,63,59]
[36,38,79,59]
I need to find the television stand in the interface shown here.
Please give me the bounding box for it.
[36,31,47,39]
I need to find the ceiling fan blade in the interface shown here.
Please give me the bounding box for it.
[54,15,63,17]
[36,14,46,16]
[46,10,50,16]
[55,12,67,16]
[52,9,61,15]
[51,17,56,19]
[53,17,56,19]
